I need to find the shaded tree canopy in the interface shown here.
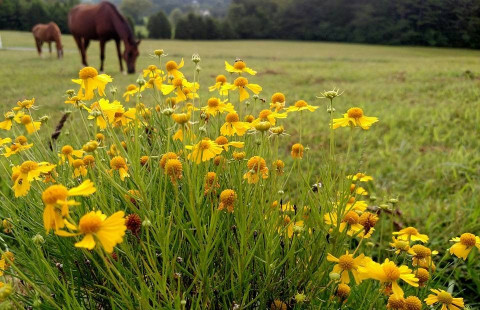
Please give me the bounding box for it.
[147,10,171,39]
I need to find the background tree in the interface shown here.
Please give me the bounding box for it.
[147,10,171,39]
[119,0,153,24]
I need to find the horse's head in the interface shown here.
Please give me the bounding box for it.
[124,40,140,74]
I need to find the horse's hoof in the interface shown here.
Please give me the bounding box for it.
[122,71,127,75]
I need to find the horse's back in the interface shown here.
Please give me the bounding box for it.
[68,2,118,40]
[32,23,60,41]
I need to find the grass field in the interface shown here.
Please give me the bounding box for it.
[1,30,480,305]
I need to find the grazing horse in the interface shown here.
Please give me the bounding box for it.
[68,2,140,74]
[32,22,63,58]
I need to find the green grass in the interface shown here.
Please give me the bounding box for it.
[0,30,479,305]
[1,30,478,228]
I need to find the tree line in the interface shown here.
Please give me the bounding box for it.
[0,0,79,34]
[1,0,480,48]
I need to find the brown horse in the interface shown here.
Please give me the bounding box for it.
[68,2,140,74]
[32,22,63,58]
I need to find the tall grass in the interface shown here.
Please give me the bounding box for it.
[0,48,478,309]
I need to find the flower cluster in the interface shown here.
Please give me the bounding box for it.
[0,52,475,309]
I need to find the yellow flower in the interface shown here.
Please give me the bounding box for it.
[13,98,35,111]
[122,84,144,102]
[332,107,378,130]
[218,189,236,213]
[87,99,124,130]
[0,111,16,131]
[324,210,374,239]
[208,75,230,95]
[2,141,33,158]
[160,152,179,169]
[225,60,256,75]
[72,67,112,100]
[408,244,438,268]
[214,136,244,151]
[161,77,198,102]
[0,137,11,146]
[12,161,56,197]
[272,159,285,175]
[286,100,318,112]
[243,156,268,184]
[65,95,82,106]
[390,236,411,254]
[233,151,246,161]
[326,251,369,284]
[164,158,183,184]
[393,227,429,243]
[145,75,164,90]
[56,210,126,253]
[291,143,304,159]
[359,258,419,296]
[143,64,163,78]
[165,59,184,78]
[110,156,129,181]
[387,295,405,310]
[334,283,351,302]
[203,98,235,116]
[42,180,96,233]
[220,112,251,136]
[416,268,430,287]
[347,172,373,182]
[253,109,287,126]
[186,138,223,164]
[279,215,303,238]
[204,172,219,195]
[73,159,88,177]
[424,289,464,310]
[19,114,41,134]
[449,233,480,260]
[59,145,84,165]
[110,108,137,128]
[224,77,262,102]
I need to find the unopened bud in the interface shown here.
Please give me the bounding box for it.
[142,219,152,227]
[192,53,201,64]
[32,234,45,245]
[329,272,341,280]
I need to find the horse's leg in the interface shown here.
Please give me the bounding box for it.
[73,35,88,66]
[48,42,52,54]
[99,40,106,72]
[115,39,124,73]
[35,39,42,56]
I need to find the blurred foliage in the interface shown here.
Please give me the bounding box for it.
[147,10,171,39]
[0,0,79,34]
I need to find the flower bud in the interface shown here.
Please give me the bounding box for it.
[136,78,146,86]
[142,219,152,227]
[192,53,201,64]
[154,49,164,56]
[295,293,306,303]
[161,108,174,116]
[255,121,271,132]
[329,272,341,280]
[32,234,45,245]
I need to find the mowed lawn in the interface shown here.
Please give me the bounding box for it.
[1,30,480,257]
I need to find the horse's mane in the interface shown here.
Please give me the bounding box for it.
[103,1,136,45]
